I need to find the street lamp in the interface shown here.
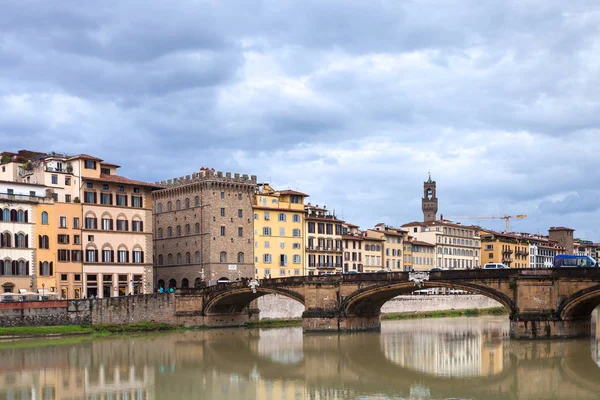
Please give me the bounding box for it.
[41,283,45,302]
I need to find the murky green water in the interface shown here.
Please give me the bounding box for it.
[2,314,600,399]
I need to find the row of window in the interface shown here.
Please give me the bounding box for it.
[83,192,143,207]
[385,248,403,256]
[364,256,381,266]
[38,234,81,248]
[0,259,30,276]
[365,244,382,252]
[254,212,301,222]
[83,249,145,264]
[261,227,301,237]
[156,193,244,214]
[158,225,243,238]
[157,251,245,265]
[307,254,343,267]
[0,233,28,248]
[307,238,343,250]
[83,217,144,231]
[307,222,343,235]
[260,254,301,265]
[0,209,28,222]
[440,237,478,246]
[256,241,302,249]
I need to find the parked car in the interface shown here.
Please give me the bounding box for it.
[429,267,443,272]
[216,278,231,284]
[376,269,390,273]
[483,263,510,269]
[344,271,359,275]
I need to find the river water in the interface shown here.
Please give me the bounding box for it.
[2,315,600,400]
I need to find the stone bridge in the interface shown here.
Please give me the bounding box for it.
[175,269,600,339]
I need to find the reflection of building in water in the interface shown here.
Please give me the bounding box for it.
[381,320,505,377]
[256,327,304,364]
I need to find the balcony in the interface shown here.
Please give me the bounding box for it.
[316,263,341,269]
[502,257,513,263]
[502,249,514,255]
[515,250,529,256]
[0,193,53,204]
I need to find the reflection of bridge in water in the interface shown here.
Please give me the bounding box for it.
[2,315,600,399]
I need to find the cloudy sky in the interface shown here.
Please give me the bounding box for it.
[2,0,600,239]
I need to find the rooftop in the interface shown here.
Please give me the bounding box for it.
[279,189,309,197]
[85,174,164,189]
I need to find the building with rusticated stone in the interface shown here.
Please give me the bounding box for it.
[153,169,256,288]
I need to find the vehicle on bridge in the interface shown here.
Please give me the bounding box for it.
[553,255,597,268]
[483,263,510,269]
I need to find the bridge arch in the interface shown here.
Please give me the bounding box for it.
[341,281,514,317]
[559,284,600,320]
[203,286,305,315]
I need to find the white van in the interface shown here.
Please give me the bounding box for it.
[483,263,510,269]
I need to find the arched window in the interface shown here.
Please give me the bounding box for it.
[176,225,181,236]
[185,224,190,235]
[169,279,177,289]
[167,227,173,237]
[0,232,11,248]
[10,210,17,221]
[194,278,203,288]
[18,260,27,275]
[41,211,49,225]
[194,197,200,207]
[17,210,24,222]
[158,228,163,239]
[220,251,227,263]
[176,253,182,264]
[185,198,190,208]
[167,254,173,265]
[39,235,49,249]
[15,234,26,248]
[237,252,244,263]
[195,251,200,263]
[39,261,53,276]
[157,279,165,289]
[181,278,189,288]
[167,202,172,211]
[176,200,181,210]
[157,203,163,213]
[195,223,200,234]
[158,255,164,265]
[185,252,191,264]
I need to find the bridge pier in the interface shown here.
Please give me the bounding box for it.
[510,315,592,339]
[302,309,381,332]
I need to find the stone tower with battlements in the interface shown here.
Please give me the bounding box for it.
[422,172,438,222]
[152,169,257,288]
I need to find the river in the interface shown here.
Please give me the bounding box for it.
[2,314,600,399]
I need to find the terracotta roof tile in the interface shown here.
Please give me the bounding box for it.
[68,154,104,162]
[279,190,309,197]
[85,174,164,189]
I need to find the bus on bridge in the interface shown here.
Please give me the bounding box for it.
[553,254,597,268]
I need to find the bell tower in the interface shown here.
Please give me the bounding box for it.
[422,172,438,222]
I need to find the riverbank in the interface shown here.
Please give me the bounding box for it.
[0,322,181,339]
[246,307,508,329]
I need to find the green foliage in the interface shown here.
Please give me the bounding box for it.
[0,154,11,164]
[92,322,179,333]
[246,319,302,329]
[382,307,507,320]
[0,325,93,337]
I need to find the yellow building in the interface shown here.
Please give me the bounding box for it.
[52,202,84,299]
[364,224,406,271]
[305,203,344,275]
[480,230,530,268]
[410,240,436,271]
[253,184,307,278]
[362,234,384,272]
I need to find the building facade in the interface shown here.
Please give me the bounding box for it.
[0,181,50,294]
[342,223,364,273]
[479,230,530,268]
[252,184,307,279]
[1,150,158,298]
[153,169,256,288]
[366,223,406,271]
[305,204,344,275]
[402,220,481,269]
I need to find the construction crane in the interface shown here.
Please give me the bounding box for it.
[443,214,527,232]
